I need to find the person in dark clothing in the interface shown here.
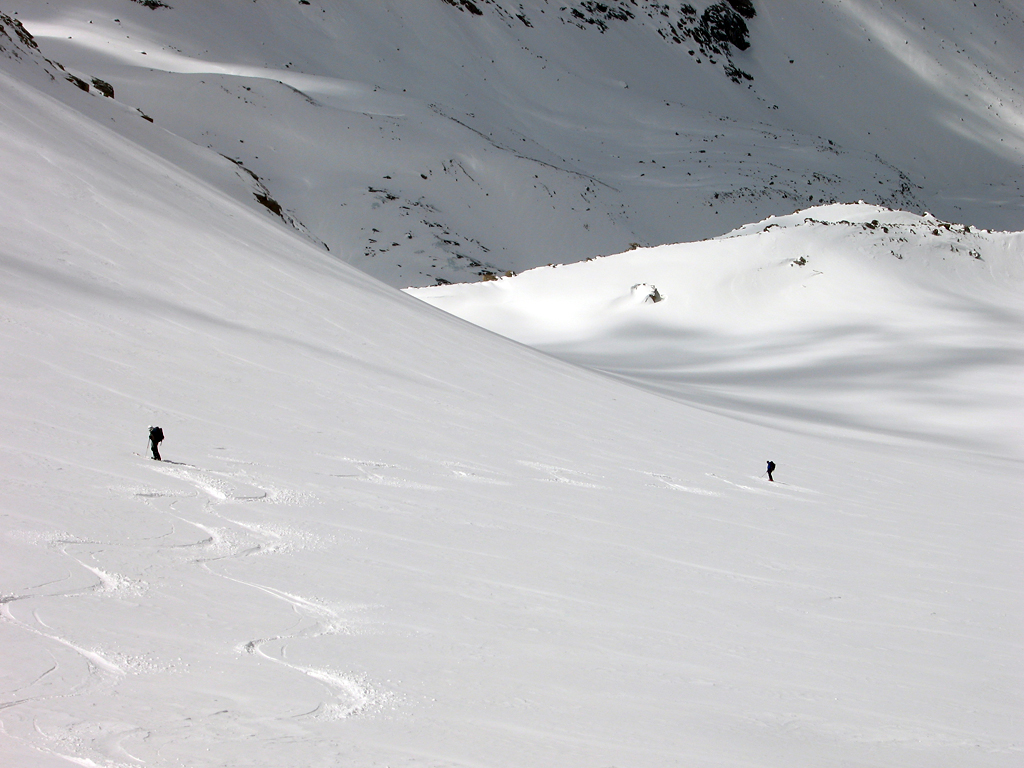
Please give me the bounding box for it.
[766,460,775,482]
[149,426,164,461]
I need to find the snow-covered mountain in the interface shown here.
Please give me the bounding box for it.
[3,0,1023,286]
[410,203,1024,458]
[1,3,1022,768]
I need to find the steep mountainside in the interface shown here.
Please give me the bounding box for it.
[3,0,1022,286]
[1,56,1021,768]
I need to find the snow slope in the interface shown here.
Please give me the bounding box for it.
[410,203,1024,458]
[4,0,1023,286]
[2,45,1023,768]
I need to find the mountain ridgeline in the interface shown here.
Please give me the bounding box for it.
[443,0,758,81]
[2,0,1021,286]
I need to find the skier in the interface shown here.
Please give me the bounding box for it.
[766,460,775,482]
[149,426,164,461]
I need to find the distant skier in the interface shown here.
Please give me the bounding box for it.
[149,426,164,461]
[766,460,775,482]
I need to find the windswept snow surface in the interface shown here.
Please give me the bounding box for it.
[410,204,1024,458]
[2,50,1023,768]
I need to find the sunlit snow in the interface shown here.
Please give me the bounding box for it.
[1,2,1022,768]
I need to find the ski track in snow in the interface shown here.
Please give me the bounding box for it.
[358,472,443,491]
[325,455,445,489]
[640,471,721,496]
[442,460,513,486]
[328,455,518,489]
[224,573,381,720]
[67,557,149,600]
[0,601,147,768]
[1,602,126,679]
[0,455,389,766]
[141,459,388,722]
[3,445,835,764]
[706,472,819,499]
[22,720,147,768]
[149,462,318,505]
[519,460,606,489]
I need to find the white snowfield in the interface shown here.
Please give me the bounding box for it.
[1,67,1022,768]
[1,2,1023,768]
[410,204,1024,458]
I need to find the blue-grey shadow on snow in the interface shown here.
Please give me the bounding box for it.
[542,320,1023,456]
